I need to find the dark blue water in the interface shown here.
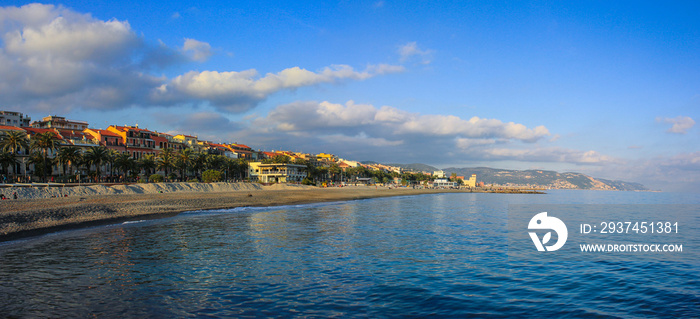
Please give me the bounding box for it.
[1,190,698,318]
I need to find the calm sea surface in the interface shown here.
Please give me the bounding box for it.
[1,190,698,318]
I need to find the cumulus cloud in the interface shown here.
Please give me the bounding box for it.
[219,100,625,169]
[0,4,403,114]
[182,38,212,62]
[657,116,695,134]
[398,41,433,64]
[263,100,550,142]
[154,65,404,113]
[321,133,403,147]
[481,147,622,165]
[0,3,183,112]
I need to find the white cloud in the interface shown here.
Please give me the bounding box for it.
[321,132,403,147]
[263,100,550,142]
[0,3,174,111]
[398,41,433,64]
[657,116,695,134]
[182,38,212,62]
[155,65,404,113]
[0,4,403,114]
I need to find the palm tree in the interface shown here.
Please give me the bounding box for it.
[139,154,157,180]
[156,148,175,181]
[56,146,82,180]
[0,151,18,183]
[27,150,45,181]
[107,149,120,181]
[0,131,29,180]
[191,152,207,181]
[0,131,29,154]
[237,159,249,180]
[84,146,111,182]
[176,148,194,181]
[30,132,61,182]
[115,153,135,182]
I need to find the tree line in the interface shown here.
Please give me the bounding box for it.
[0,131,248,183]
[2,131,451,185]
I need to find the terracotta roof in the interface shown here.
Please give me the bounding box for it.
[22,127,63,139]
[0,125,24,131]
[112,125,155,134]
[96,129,121,137]
[85,128,121,138]
[56,129,86,140]
[230,143,252,150]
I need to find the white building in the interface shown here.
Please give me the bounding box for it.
[248,162,307,183]
[31,115,88,130]
[433,170,446,178]
[433,178,457,188]
[0,111,31,127]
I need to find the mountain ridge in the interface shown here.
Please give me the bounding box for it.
[383,163,647,191]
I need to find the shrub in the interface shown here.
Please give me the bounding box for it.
[150,174,164,183]
[187,178,199,183]
[202,169,223,183]
[168,173,177,181]
[301,178,314,185]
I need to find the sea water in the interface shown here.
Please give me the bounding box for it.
[0,190,698,317]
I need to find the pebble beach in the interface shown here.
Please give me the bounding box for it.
[0,182,463,241]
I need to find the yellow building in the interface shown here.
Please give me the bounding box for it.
[465,174,477,188]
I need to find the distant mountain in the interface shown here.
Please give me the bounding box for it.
[441,167,648,191]
[371,163,647,191]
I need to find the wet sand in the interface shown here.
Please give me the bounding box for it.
[0,186,465,242]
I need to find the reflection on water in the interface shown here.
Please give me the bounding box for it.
[0,190,698,317]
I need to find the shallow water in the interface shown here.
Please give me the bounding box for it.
[1,190,698,317]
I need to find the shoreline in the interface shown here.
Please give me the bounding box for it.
[0,183,542,242]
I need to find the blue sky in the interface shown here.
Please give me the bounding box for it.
[1,1,698,191]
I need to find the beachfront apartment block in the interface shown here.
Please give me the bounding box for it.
[31,115,88,131]
[107,125,159,159]
[0,111,31,127]
[248,162,308,183]
[173,134,202,151]
[84,128,123,150]
[433,178,457,188]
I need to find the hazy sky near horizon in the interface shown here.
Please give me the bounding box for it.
[0,1,698,191]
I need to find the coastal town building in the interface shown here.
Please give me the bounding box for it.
[465,174,477,188]
[433,178,457,188]
[84,128,123,152]
[0,111,31,127]
[57,129,99,149]
[248,162,307,183]
[173,134,202,151]
[107,125,158,159]
[158,133,186,151]
[227,143,254,159]
[31,115,88,131]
